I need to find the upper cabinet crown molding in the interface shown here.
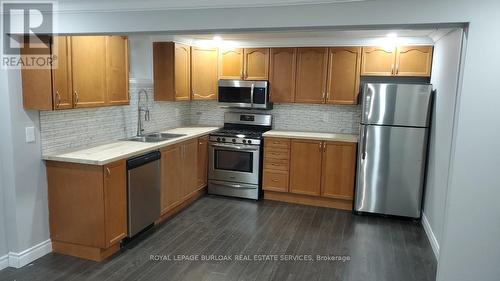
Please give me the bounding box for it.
[361,45,433,77]
[21,35,129,111]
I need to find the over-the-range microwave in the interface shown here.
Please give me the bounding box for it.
[218,80,273,110]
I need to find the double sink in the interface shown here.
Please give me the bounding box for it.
[124,132,187,143]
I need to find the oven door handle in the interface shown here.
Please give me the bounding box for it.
[210,143,260,151]
[210,180,257,190]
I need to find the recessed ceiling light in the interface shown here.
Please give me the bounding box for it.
[213,35,222,41]
[386,32,398,38]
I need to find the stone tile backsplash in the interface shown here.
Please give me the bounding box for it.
[40,87,361,155]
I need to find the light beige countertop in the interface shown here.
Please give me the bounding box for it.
[42,127,220,165]
[263,130,358,143]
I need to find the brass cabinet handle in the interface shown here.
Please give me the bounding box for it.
[240,69,244,79]
[391,64,395,75]
[55,91,61,108]
[74,91,79,106]
[395,64,400,75]
[272,179,278,182]
[106,167,111,176]
[318,143,322,152]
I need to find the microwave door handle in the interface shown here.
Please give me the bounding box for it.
[250,83,255,108]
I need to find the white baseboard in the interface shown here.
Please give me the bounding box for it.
[0,254,8,271]
[422,213,440,259]
[7,240,52,268]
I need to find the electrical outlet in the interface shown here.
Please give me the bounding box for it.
[25,127,35,143]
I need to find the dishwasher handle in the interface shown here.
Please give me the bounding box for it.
[127,151,161,170]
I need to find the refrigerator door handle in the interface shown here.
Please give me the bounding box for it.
[361,125,368,160]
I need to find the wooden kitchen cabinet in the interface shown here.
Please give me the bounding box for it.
[263,138,291,193]
[289,139,323,196]
[395,46,433,77]
[321,141,357,200]
[153,42,191,101]
[46,160,127,261]
[219,48,244,79]
[160,144,183,214]
[191,47,218,100]
[219,48,269,80]
[326,47,362,105]
[21,35,129,110]
[361,45,433,77]
[105,36,129,105]
[244,48,269,80]
[295,47,329,103]
[52,36,73,109]
[71,36,107,108]
[269,48,296,103]
[197,136,209,189]
[160,138,201,215]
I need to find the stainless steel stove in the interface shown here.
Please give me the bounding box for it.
[208,112,272,200]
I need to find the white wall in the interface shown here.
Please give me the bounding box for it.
[422,29,463,259]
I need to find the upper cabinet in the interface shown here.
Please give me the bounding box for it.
[395,46,433,77]
[269,48,296,103]
[219,48,269,80]
[361,45,433,77]
[153,42,191,101]
[21,36,129,111]
[191,47,218,100]
[326,47,362,105]
[295,47,329,103]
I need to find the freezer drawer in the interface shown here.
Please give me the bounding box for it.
[355,125,428,218]
[361,83,433,127]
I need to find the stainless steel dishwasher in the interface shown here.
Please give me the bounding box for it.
[126,151,161,237]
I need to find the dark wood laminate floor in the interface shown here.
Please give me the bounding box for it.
[0,196,437,281]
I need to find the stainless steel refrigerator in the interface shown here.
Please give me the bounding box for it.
[354,83,433,219]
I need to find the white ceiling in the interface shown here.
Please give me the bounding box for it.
[55,0,371,12]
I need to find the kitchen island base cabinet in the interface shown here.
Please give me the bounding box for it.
[46,160,127,261]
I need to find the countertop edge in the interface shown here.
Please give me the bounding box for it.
[42,127,220,165]
[263,130,359,143]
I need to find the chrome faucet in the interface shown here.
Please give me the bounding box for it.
[137,89,150,136]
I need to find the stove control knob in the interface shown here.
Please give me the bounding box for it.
[242,139,247,144]
[232,138,236,143]
[216,137,221,142]
[222,138,226,142]
[247,140,252,144]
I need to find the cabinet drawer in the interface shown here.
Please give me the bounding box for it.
[263,170,289,192]
[265,138,290,149]
[263,158,289,171]
[264,148,290,160]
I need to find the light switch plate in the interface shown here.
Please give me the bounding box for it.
[25,127,35,143]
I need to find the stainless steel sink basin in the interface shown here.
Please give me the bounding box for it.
[124,132,187,143]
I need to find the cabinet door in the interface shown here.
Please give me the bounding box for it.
[269,48,296,103]
[295,48,328,103]
[197,136,209,189]
[52,36,73,109]
[174,43,191,101]
[153,42,175,101]
[191,47,218,100]
[326,47,361,105]
[289,139,323,196]
[395,46,433,77]
[321,142,357,200]
[244,48,269,80]
[219,48,244,79]
[103,160,127,247]
[161,144,182,214]
[71,36,107,108]
[361,47,396,76]
[106,36,129,105]
[182,139,199,198]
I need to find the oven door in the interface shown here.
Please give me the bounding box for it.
[209,142,260,184]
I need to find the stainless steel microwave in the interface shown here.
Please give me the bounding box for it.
[218,80,273,110]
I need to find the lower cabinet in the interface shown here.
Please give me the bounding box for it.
[46,160,127,261]
[160,136,208,217]
[263,137,357,210]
